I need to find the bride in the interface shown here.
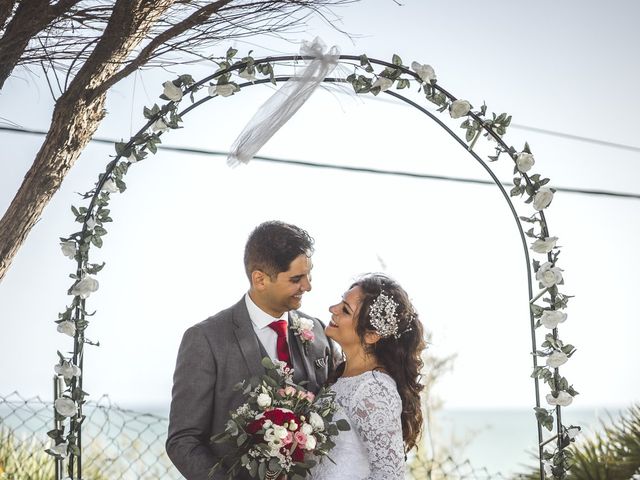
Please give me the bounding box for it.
[311,273,426,480]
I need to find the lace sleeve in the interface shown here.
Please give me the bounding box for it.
[348,373,405,480]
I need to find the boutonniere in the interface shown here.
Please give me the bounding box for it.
[289,311,315,352]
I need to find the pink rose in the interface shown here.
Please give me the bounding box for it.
[283,431,293,446]
[284,386,297,397]
[301,329,315,342]
[306,392,315,402]
[294,431,307,446]
[277,388,287,397]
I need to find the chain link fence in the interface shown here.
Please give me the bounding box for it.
[0,391,510,479]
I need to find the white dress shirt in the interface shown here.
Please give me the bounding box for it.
[244,293,289,362]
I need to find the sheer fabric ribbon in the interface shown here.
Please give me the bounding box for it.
[227,38,340,166]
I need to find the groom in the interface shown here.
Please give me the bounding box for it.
[166,221,338,480]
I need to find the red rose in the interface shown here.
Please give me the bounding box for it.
[291,446,305,462]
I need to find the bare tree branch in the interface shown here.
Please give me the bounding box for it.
[98,0,233,95]
[0,0,361,282]
[0,0,81,87]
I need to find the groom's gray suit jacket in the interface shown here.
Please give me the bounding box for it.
[166,297,338,480]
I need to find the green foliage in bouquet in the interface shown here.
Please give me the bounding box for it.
[210,357,350,480]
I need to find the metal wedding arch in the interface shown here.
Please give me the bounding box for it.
[51,50,578,480]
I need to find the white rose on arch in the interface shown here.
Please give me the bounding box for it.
[55,397,78,417]
[541,310,567,329]
[546,391,573,407]
[70,276,99,299]
[151,118,169,133]
[546,351,569,368]
[238,67,256,81]
[449,100,471,119]
[162,81,183,102]
[516,152,535,173]
[208,83,238,97]
[101,178,119,193]
[57,321,76,337]
[410,61,436,84]
[60,241,76,260]
[536,262,563,288]
[50,441,68,457]
[531,237,558,254]
[54,360,81,380]
[372,76,394,92]
[533,187,554,211]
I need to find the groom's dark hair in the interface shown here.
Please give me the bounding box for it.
[244,221,314,280]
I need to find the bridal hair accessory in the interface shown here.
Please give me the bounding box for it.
[369,292,415,339]
[369,292,401,339]
[227,37,340,166]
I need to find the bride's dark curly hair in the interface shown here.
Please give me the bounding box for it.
[330,273,426,452]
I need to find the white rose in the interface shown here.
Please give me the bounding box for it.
[162,81,183,102]
[305,434,317,450]
[516,152,535,173]
[449,99,471,119]
[50,442,68,456]
[263,428,276,442]
[533,187,554,211]
[301,423,313,435]
[372,77,393,92]
[55,398,77,418]
[208,83,236,97]
[101,179,119,193]
[60,241,76,260]
[151,118,169,132]
[546,391,573,407]
[54,361,81,380]
[540,310,567,329]
[85,216,96,230]
[238,68,256,81]
[411,61,436,84]
[531,237,558,254]
[299,318,314,331]
[256,393,271,408]
[70,276,99,299]
[536,262,563,288]
[309,411,324,431]
[57,321,76,337]
[267,438,283,453]
[567,426,580,439]
[546,351,569,368]
[273,425,288,439]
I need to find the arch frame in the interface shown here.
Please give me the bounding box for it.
[50,50,578,479]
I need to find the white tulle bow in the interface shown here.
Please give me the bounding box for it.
[227,37,340,166]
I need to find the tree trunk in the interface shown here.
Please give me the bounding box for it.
[0,0,175,282]
[0,93,106,281]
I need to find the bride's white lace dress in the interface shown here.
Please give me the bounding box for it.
[311,370,405,480]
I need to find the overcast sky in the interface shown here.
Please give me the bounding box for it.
[1,0,639,436]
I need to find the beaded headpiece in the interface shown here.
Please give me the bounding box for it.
[369,292,402,339]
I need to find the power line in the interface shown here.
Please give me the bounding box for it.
[2,126,639,200]
[366,94,640,153]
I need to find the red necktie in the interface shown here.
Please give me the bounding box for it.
[268,320,291,369]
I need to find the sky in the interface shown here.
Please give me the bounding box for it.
[1,0,639,463]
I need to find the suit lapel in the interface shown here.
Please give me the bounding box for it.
[232,298,264,378]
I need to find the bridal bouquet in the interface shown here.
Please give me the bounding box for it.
[210,357,349,479]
